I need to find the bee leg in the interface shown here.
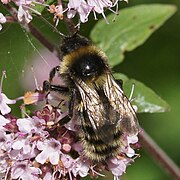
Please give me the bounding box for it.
[42,80,70,104]
[43,80,69,93]
[115,79,123,89]
[42,80,75,126]
[59,89,76,126]
[43,80,51,92]
[42,66,60,92]
[49,66,60,82]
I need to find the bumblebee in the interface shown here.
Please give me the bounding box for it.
[43,34,139,162]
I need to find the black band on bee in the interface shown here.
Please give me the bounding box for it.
[60,34,90,56]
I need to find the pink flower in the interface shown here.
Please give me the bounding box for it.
[15,0,42,23]
[0,93,16,115]
[36,138,61,165]
[0,115,10,129]
[48,0,65,26]
[1,0,10,4]
[0,130,13,151]
[14,0,33,6]
[127,135,138,144]
[107,157,127,178]
[17,5,32,23]
[16,116,46,134]
[11,161,41,180]
[72,158,90,177]
[87,0,112,13]
[61,154,74,169]
[43,171,54,180]
[87,0,116,22]
[0,0,128,25]
[0,13,6,23]
[0,154,10,175]
[72,141,83,154]
[67,0,92,23]
[62,143,71,153]
[60,154,90,178]
[64,116,80,131]
[120,135,138,157]
[0,71,16,115]
[0,13,6,31]
[12,137,32,155]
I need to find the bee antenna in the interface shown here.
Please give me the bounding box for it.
[40,16,66,38]
[31,66,39,90]
[72,29,79,37]
[63,15,79,36]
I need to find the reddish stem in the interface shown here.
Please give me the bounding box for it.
[139,128,180,180]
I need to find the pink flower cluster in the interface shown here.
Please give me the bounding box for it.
[0,0,128,30]
[0,71,139,180]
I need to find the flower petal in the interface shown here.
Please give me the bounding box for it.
[0,115,10,126]
[36,150,48,164]
[49,151,59,165]
[17,118,34,133]
[0,13,6,23]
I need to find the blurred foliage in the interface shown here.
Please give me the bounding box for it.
[0,0,180,180]
[91,4,176,67]
[114,73,170,113]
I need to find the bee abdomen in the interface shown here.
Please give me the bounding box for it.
[80,124,122,162]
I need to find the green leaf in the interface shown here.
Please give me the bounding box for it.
[113,73,170,113]
[90,4,177,67]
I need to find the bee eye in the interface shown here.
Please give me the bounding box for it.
[82,63,98,77]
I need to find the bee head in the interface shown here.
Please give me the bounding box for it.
[60,34,90,56]
[60,34,109,83]
[70,52,107,82]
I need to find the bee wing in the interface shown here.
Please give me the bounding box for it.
[74,74,139,143]
[74,79,117,143]
[103,74,139,136]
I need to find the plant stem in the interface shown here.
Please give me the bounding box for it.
[139,128,180,180]
[27,23,60,58]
